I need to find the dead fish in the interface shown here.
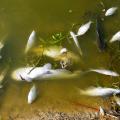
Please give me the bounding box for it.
[11,64,80,82]
[11,63,52,82]
[110,31,120,43]
[79,87,120,97]
[114,95,120,106]
[28,85,37,104]
[70,31,82,55]
[77,21,92,36]
[105,7,118,16]
[89,69,119,77]
[25,30,36,53]
[96,17,106,51]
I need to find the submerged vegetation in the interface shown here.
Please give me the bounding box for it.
[39,32,66,46]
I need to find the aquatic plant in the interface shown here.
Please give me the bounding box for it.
[39,32,66,46]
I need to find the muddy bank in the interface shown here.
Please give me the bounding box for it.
[6,110,98,120]
[7,110,120,120]
[2,102,120,120]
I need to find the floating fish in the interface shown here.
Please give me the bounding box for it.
[25,30,36,53]
[105,7,118,16]
[110,31,120,43]
[77,21,92,36]
[11,64,80,82]
[70,31,82,55]
[28,85,37,104]
[79,87,120,97]
[11,63,51,82]
[96,17,106,51]
[89,69,119,77]
[114,95,120,106]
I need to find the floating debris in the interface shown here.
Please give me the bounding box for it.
[89,69,119,77]
[98,105,120,120]
[79,87,120,97]
[60,48,67,54]
[28,85,38,104]
[105,7,118,16]
[0,67,9,88]
[114,95,120,106]
[32,46,80,63]
[99,106,105,116]
[25,30,36,53]
[110,31,120,43]
[77,21,92,36]
[59,48,71,69]
[100,1,105,9]
[0,42,4,50]
[68,9,73,13]
[44,46,62,58]
[0,42,4,59]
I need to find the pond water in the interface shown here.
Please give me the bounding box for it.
[0,0,120,118]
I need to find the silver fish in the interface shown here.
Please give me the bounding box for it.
[28,85,37,104]
[79,87,120,97]
[11,63,52,82]
[89,69,119,77]
[77,21,92,36]
[110,31,120,43]
[25,30,36,53]
[105,7,118,16]
[11,64,80,82]
[70,31,82,55]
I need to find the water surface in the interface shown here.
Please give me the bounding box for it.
[0,0,120,118]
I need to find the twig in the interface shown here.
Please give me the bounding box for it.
[28,46,45,74]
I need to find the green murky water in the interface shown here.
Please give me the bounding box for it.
[0,0,120,118]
